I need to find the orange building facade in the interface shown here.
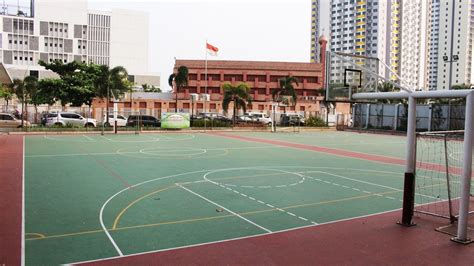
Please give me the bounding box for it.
[92,37,338,120]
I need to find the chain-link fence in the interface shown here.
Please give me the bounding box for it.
[351,103,466,132]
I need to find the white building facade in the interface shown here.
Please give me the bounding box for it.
[329,0,390,84]
[430,0,474,90]
[0,0,158,86]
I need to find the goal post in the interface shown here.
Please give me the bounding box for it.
[352,90,474,243]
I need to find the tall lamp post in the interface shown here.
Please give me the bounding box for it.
[443,54,459,90]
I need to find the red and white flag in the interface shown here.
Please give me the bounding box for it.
[206,42,219,56]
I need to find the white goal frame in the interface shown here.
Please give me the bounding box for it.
[352,90,474,244]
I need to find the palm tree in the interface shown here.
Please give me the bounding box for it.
[222,82,252,127]
[9,79,26,126]
[94,65,129,125]
[24,76,39,123]
[272,76,298,113]
[168,66,189,113]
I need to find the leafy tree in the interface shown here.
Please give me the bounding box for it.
[38,60,92,108]
[168,66,189,112]
[24,76,40,123]
[273,76,298,113]
[222,82,252,127]
[0,84,14,111]
[9,79,27,126]
[142,83,161,92]
[39,60,130,122]
[37,79,60,107]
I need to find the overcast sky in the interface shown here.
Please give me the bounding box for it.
[15,0,330,90]
[88,0,331,90]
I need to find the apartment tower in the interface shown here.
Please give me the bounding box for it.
[310,0,320,63]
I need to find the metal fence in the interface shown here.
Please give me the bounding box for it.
[352,103,466,132]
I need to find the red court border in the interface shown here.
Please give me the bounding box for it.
[5,133,473,265]
[0,135,23,266]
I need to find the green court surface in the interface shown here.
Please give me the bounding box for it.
[24,131,441,265]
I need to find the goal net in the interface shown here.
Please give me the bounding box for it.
[414,131,474,223]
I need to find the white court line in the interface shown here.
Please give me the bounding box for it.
[99,191,124,256]
[82,135,94,141]
[91,166,409,261]
[312,171,440,201]
[25,146,282,158]
[176,183,272,233]
[21,136,25,266]
[69,165,412,264]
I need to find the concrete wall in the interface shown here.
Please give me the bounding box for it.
[109,9,149,74]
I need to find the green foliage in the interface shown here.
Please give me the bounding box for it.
[142,84,161,92]
[305,116,327,127]
[0,84,14,103]
[222,82,252,126]
[273,76,299,106]
[9,78,26,102]
[168,66,189,112]
[94,65,130,100]
[191,118,231,128]
[37,60,130,107]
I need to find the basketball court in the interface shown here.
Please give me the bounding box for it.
[1,130,473,265]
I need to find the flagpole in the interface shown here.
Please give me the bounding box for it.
[204,39,208,132]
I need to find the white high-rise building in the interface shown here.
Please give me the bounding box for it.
[0,0,158,85]
[310,0,320,63]
[400,0,429,91]
[431,0,474,90]
[329,0,390,84]
[329,0,474,91]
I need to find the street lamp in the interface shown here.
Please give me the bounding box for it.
[443,54,459,90]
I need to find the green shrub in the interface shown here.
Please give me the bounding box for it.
[305,116,327,127]
[191,119,231,128]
